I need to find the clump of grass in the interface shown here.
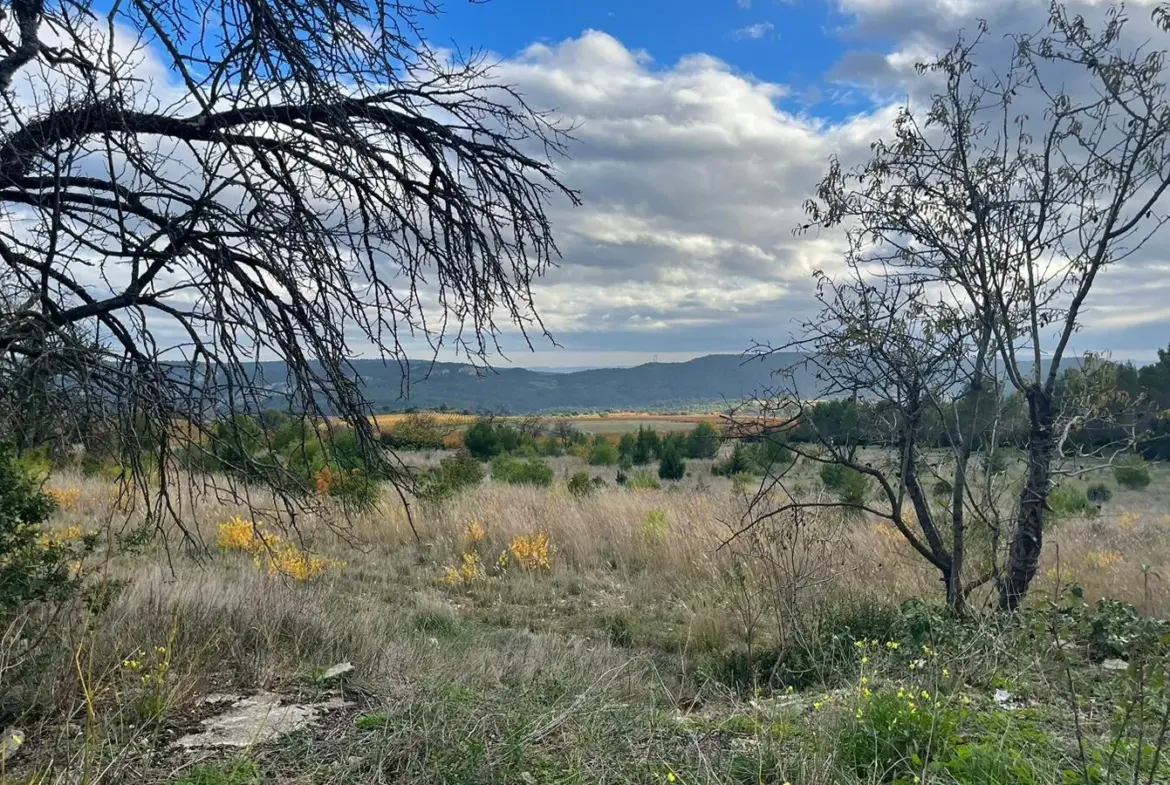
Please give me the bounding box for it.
[172,759,258,785]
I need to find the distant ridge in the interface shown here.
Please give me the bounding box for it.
[248,352,1103,416]
[253,353,813,415]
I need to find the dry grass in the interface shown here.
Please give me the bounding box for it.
[6,459,1170,783]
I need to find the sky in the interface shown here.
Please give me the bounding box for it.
[10,0,1170,374]
[390,0,1170,369]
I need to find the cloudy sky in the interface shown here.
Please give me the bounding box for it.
[398,0,1170,369]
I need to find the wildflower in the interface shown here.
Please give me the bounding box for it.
[861,656,869,665]
[813,701,823,711]
[942,668,950,678]
[667,774,676,783]
[509,532,553,572]
[443,552,483,584]
[465,520,486,544]
[921,690,930,699]
[886,641,899,650]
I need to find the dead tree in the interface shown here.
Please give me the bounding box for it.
[0,0,578,537]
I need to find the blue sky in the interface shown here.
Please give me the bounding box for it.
[70,0,1170,371]
[421,0,867,120]
[389,0,1170,369]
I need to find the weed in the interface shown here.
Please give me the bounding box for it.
[354,711,392,730]
[171,759,258,785]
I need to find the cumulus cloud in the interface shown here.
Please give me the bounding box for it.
[457,2,1170,367]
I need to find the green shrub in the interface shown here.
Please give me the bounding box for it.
[490,456,553,487]
[686,421,720,459]
[1114,454,1152,490]
[380,413,446,451]
[746,438,791,474]
[1049,484,1095,519]
[935,742,1040,785]
[821,463,870,509]
[819,462,850,489]
[633,427,659,465]
[588,441,619,466]
[657,446,686,481]
[712,444,754,477]
[839,688,958,783]
[626,470,661,491]
[417,450,484,505]
[462,420,532,460]
[1086,482,1113,504]
[0,446,90,621]
[617,433,637,463]
[567,470,595,498]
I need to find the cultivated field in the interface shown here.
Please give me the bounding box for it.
[6,450,1170,784]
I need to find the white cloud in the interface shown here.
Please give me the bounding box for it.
[732,21,776,40]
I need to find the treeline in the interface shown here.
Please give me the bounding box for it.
[787,348,1170,459]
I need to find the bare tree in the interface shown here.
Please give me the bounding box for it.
[796,7,1170,610]
[736,272,1001,614]
[0,0,577,535]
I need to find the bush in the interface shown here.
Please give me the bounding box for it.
[567,470,595,498]
[657,446,686,481]
[712,443,754,477]
[315,465,382,511]
[820,462,850,490]
[1114,454,1152,490]
[491,456,553,487]
[821,463,870,509]
[417,450,484,505]
[588,441,619,466]
[839,688,958,783]
[439,451,484,489]
[380,413,447,451]
[1048,484,1095,519]
[686,421,720,459]
[462,420,532,460]
[633,427,659,465]
[0,446,89,620]
[746,437,791,474]
[626,470,661,491]
[1086,482,1113,504]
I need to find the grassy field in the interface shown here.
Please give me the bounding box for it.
[5,450,1170,784]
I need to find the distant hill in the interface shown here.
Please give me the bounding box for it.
[244,352,1105,416]
[252,353,819,415]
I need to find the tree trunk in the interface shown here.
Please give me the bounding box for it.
[1000,387,1054,611]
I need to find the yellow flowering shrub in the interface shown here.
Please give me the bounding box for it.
[1086,550,1124,569]
[443,552,484,584]
[45,487,82,512]
[509,532,552,572]
[217,516,262,552]
[465,520,486,545]
[216,516,338,581]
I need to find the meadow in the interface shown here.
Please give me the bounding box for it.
[5,446,1170,784]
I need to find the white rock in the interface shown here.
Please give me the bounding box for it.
[174,692,350,749]
[321,662,354,680]
[1101,658,1129,671]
